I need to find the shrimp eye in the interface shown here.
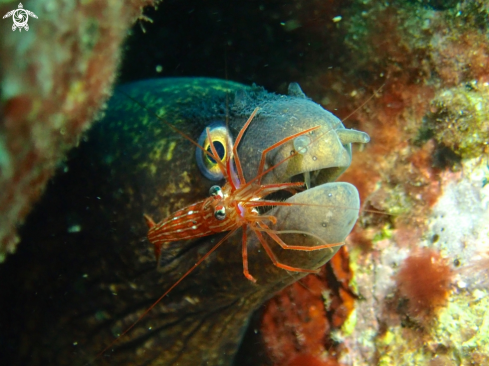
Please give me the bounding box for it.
[196,122,233,181]
[209,185,223,198]
[214,205,226,220]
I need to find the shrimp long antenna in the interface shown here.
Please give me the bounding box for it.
[341,82,385,123]
[239,199,391,216]
[95,228,238,361]
[233,107,259,183]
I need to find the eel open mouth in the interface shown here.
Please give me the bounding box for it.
[244,127,370,277]
[265,127,370,202]
[259,126,370,192]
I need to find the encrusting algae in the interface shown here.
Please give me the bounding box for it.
[426,81,489,160]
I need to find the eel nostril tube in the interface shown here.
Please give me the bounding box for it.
[337,129,370,145]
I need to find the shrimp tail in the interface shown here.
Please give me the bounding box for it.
[143,213,156,228]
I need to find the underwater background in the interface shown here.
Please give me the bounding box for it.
[0,0,488,365]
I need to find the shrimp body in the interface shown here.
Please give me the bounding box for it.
[144,184,237,261]
[145,174,305,268]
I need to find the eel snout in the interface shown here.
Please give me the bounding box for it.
[285,127,370,190]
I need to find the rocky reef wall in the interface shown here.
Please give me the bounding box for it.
[0,0,157,260]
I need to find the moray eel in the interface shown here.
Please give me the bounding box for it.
[0,78,369,365]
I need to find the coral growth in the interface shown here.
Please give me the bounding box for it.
[0,0,158,261]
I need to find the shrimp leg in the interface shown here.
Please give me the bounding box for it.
[257,222,342,251]
[241,225,256,283]
[252,228,321,274]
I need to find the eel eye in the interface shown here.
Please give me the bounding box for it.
[196,122,232,181]
[214,205,226,220]
[209,185,223,198]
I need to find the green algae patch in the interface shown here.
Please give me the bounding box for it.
[427,82,489,159]
[372,225,394,243]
